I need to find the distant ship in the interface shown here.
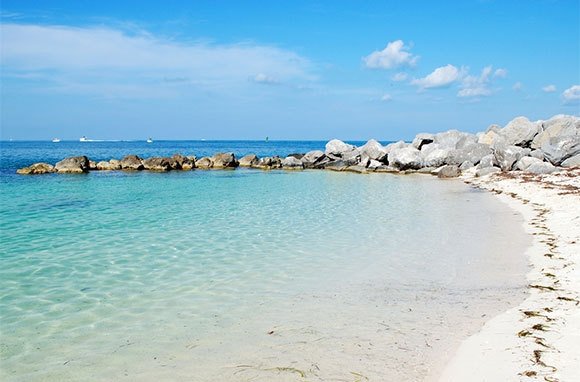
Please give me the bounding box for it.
[80,136,89,142]
[51,138,61,143]
[147,137,153,143]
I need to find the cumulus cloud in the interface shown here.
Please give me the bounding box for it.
[391,72,408,82]
[457,66,494,98]
[562,85,580,104]
[493,68,508,78]
[380,94,393,102]
[411,64,463,89]
[542,84,557,93]
[251,73,278,84]
[0,23,314,97]
[363,40,418,70]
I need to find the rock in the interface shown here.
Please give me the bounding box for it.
[325,139,356,157]
[324,160,350,171]
[55,156,90,173]
[119,155,144,171]
[388,145,422,170]
[530,150,544,160]
[447,143,491,165]
[459,161,474,171]
[367,159,384,170]
[515,157,543,171]
[345,165,368,174]
[171,153,195,170]
[359,139,388,162]
[109,159,121,169]
[143,157,172,171]
[212,152,238,168]
[476,167,501,177]
[17,162,55,175]
[281,156,304,169]
[436,165,460,178]
[411,133,434,150]
[239,154,260,167]
[532,115,580,149]
[433,130,473,149]
[561,153,580,168]
[89,160,97,170]
[422,145,450,167]
[196,157,213,169]
[301,150,327,168]
[497,116,541,147]
[477,154,498,169]
[287,153,304,160]
[96,161,117,170]
[493,144,529,171]
[255,156,282,169]
[526,162,556,174]
[417,167,437,174]
[477,130,505,146]
[540,136,580,165]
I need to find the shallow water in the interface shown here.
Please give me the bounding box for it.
[0,142,530,381]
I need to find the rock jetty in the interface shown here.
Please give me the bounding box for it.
[17,114,580,177]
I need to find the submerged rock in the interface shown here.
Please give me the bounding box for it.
[16,163,55,175]
[55,156,90,173]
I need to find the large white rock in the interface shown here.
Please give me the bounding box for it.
[388,145,423,170]
[359,139,388,162]
[422,146,450,167]
[561,153,580,168]
[411,133,434,150]
[493,144,529,171]
[281,156,304,169]
[497,116,541,146]
[532,114,580,149]
[526,161,556,174]
[325,139,356,157]
[433,130,473,149]
[541,136,580,165]
[515,156,543,171]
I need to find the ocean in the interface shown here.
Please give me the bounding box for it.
[0,140,530,381]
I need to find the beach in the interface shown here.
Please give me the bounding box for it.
[441,168,580,381]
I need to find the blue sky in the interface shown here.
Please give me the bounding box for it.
[1,0,579,140]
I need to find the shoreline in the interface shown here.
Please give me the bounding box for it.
[440,168,580,381]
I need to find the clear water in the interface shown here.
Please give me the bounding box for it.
[0,141,529,381]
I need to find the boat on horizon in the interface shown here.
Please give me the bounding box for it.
[51,138,61,143]
[147,137,153,143]
[80,136,89,142]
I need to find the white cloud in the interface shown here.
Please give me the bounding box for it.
[562,85,580,104]
[391,72,408,82]
[411,64,463,89]
[513,82,523,91]
[457,66,494,98]
[493,68,508,78]
[0,23,314,97]
[381,94,393,102]
[363,40,418,70]
[252,73,278,84]
[542,84,557,93]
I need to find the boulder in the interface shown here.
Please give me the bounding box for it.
[325,139,356,157]
[477,130,505,146]
[96,161,117,170]
[345,165,368,174]
[196,157,213,169]
[532,115,580,149]
[477,154,498,169]
[496,116,540,147]
[422,145,450,167]
[433,130,473,149]
[212,152,238,168]
[143,157,172,171]
[493,144,529,171]
[540,136,580,165]
[459,161,474,171]
[436,165,460,178]
[367,159,385,170]
[301,150,328,168]
[530,150,544,160]
[561,153,580,168]
[171,153,195,170]
[526,162,556,174]
[17,162,55,175]
[476,167,501,177]
[55,156,90,173]
[120,155,144,171]
[287,153,304,160]
[324,159,350,171]
[411,133,434,150]
[281,156,304,169]
[388,145,423,170]
[515,157,543,171]
[255,156,282,169]
[359,139,388,162]
[239,154,260,167]
[109,159,121,169]
[89,160,98,170]
[447,143,491,165]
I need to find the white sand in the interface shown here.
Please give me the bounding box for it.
[440,168,580,382]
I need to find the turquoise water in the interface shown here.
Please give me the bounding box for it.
[0,142,530,381]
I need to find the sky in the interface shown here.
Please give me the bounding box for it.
[1,0,579,140]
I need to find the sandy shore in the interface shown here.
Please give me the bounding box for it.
[440,168,580,382]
